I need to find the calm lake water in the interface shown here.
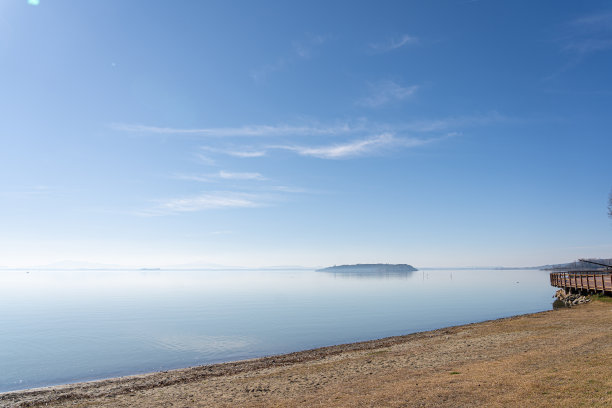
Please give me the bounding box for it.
[0,268,555,393]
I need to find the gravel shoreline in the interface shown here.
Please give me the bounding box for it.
[0,320,476,407]
[2,302,611,407]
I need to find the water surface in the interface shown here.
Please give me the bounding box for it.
[0,268,554,392]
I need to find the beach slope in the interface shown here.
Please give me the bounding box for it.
[2,302,611,407]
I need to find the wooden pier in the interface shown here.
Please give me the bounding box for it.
[550,271,612,295]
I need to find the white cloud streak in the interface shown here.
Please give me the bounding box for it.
[369,34,419,53]
[112,123,355,138]
[249,58,288,81]
[271,133,432,159]
[398,112,508,132]
[200,146,268,158]
[227,150,267,158]
[175,171,266,182]
[218,170,266,180]
[570,11,612,31]
[194,153,216,166]
[250,34,327,81]
[139,192,264,216]
[209,230,234,235]
[562,11,612,54]
[563,38,612,53]
[114,113,504,149]
[293,34,327,58]
[357,81,419,107]
[0,186,52,199]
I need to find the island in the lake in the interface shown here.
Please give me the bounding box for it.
[317,263,418,273]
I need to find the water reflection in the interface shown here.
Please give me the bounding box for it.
[317,264,417,279]
[320,270,415,279]
[0,268,555,392]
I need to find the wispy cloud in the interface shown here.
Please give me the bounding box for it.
[209,230,234,235]
[218,170,266,180]
[357,81,419,107]
[398,112,508,132]
[200,146,268,158]
[115,113,505,144]
[267,185,313,193]
[368,34,419,53]
[561,11,612,55]
[271,133,433,159]
[249,58,289,82]
[194,153,216,166]
[138,192,265,216]
[250,34,327,81]
[112,122,354,138]
[546,11,612,79]
[0,186,52,199]
[293,34,327,58]
[138,181,313,216]
[175,171,267,182]
[570,11,612,32]
[563,38,612,54]
[227,150,267,158]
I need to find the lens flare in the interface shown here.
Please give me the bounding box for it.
[28,0,40,5]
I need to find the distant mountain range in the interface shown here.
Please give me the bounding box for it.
[25,260,123,270]
[0,260,316,271]
[3,259,610,272]
[317,264,418,273]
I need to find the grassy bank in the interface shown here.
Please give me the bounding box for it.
[591,294,612,303]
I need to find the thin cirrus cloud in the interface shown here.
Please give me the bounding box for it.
[226,150,267,158]
[563,38,612,54]
[0,185,52,199]
[198,133,440,160]
[397,112,508,132]
[270,133,433,159]
[570,11,612,31]
[368,34,419,53]
[250,34,327,81]
[138,192,265,216]
[115,113,504,162]
[113,113,503,140]
[209,230,234,235]
[218,170,266,180]
[562,11,612,54]
[200,146,268,158]
[356,81,419,107]
[292,34,327,58]
[545,11,612,80]
[112,122,355,138]
[175,171,267,182]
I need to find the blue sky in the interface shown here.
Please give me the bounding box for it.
[1,0,612,268]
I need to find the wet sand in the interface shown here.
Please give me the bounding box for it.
[2,301,611,407]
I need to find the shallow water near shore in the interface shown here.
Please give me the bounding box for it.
[0,268,554,393]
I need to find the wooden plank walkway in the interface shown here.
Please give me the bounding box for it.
[550,271,612,294]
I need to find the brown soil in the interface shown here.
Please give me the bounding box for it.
[2,301,612,408]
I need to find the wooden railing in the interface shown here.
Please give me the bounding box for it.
[550,271,612,293]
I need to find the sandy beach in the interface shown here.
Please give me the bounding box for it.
[2,300,611,408]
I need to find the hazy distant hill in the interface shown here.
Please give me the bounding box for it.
[539,258,612,271]
[30,260,123,270]
[317,264,418,273]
